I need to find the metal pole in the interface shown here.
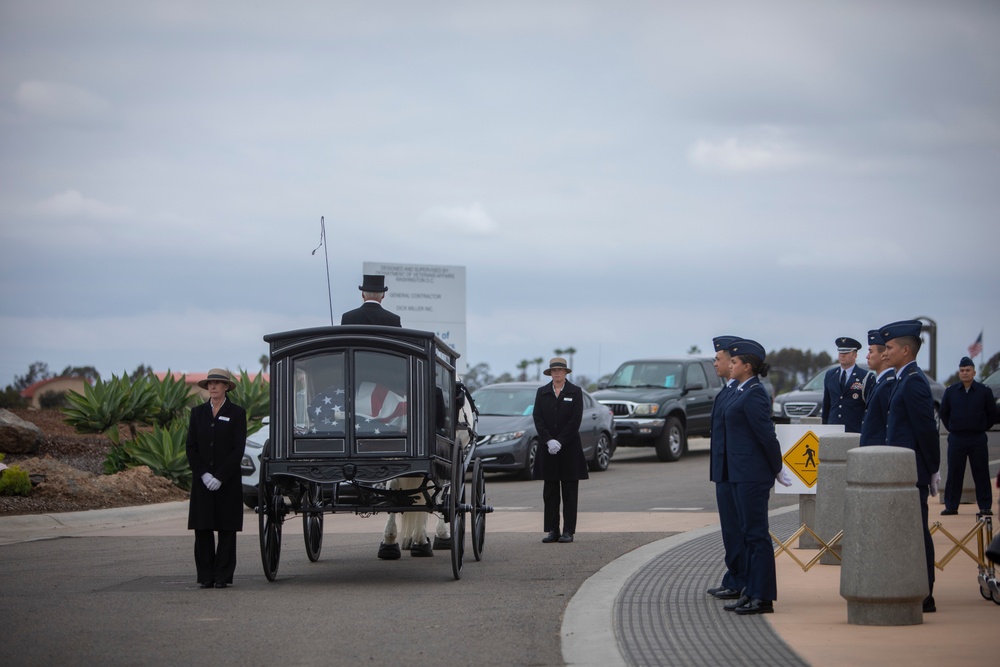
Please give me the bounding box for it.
[312,216,335,325]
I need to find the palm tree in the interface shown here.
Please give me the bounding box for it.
[564,346,577,372]
[517,359,530,382]
[533,357,544,381]
[259,354,269,373]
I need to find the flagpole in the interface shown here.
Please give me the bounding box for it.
[312,216,334,325]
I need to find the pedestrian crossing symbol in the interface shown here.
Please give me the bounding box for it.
[783,431,820,487]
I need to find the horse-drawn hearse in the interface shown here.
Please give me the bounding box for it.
[258,325,489,580]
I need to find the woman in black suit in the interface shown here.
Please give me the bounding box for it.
[721,340,789,615]
[186,368,247,589]
[532,357,588,543]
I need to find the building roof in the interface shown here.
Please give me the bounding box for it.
[20,376,89,398]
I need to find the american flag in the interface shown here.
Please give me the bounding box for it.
[306,385,347,435]
[968,331,983,358]
[354,382,408,434]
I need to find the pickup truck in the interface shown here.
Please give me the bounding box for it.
[591,357,722,462]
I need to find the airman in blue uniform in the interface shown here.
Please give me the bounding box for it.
[822,336,873,433]
[706,335,744,600]
[859,329,895,446]
[882,319,941,613]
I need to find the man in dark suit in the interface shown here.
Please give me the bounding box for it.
[706,335,744,600]
[939,356,997,516]
[883,320,941,613]
[859,329,896,446]
[822,336,872,433]
[341,274,402,327]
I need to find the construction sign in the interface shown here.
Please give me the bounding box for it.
[774,424,846,495]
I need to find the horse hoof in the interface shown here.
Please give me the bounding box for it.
[378,542,401,560]
[432,536,452,550]
[410,541,434,557]
[400,538,413,550]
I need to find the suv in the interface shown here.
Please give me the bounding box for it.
[591,357,721,462]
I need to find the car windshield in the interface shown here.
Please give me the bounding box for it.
[472,387,537,416]
[801,363,871,391]
[607,362,684,388]
[983,371,1000,387]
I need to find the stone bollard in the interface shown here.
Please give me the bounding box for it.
[815,432,859,565]
[840,446,928,625]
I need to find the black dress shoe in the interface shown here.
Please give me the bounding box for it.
[214,582,228,589]
[980,509,993,516]
[199,582,214,589]
[940,508,958,516]
[735,598,773,615]
[706,585,725,596]
[723,594,750,611]
[542,531,559,543]
[922,596,936,613]
[557,532,574,543]
[711,587,742,600]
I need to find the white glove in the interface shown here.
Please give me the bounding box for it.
[776,469,794,487]
[929,471,941,497]
[546,439,561,455]
[202,473,222,491]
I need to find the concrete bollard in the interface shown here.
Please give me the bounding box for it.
[840,446,928,625]
[815,433,859,565]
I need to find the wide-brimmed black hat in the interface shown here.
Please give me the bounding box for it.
[543,357,572,376]
[197,368,236,391]
[359,274,389,292]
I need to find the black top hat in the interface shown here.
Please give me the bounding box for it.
[359,274,389,293]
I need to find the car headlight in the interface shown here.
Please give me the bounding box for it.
[772,403,782,416]
[632,403,660,416]
[486,430,525,444]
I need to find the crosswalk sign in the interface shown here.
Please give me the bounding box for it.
[783,431,821,487]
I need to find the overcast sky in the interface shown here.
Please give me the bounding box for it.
[1,0,998,389]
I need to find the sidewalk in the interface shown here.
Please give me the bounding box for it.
[1,503,997,666]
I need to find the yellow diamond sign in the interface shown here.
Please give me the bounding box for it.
[783,431,821,487]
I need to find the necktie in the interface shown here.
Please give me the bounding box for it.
[841,370,848,392]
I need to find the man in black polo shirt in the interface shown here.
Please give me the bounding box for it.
[940,356,998,516]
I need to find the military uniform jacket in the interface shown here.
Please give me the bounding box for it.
[722,377,782,483]
[885,362,940,486]
[822,365,873,433]
[940,380,998,436]
[709,381,737,482]
[531,380,589,481]
[859,370,895,446]
[341,301,402,327]
[186,399,248,531]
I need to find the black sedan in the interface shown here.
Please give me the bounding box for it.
[470,381,616,478]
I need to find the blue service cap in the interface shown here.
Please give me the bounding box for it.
[959,356,975,368]
[836,336,862,352]
[880,320,922,342]
[867,329,885,346]
[729,338,766,361]
[713,335,739,352]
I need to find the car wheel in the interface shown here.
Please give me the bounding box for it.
[655,416,685,462]
[521,439,538,480]
[588,432,611,472]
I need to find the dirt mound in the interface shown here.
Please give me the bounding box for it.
[0,408,190,516]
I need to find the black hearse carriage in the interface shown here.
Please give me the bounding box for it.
[258,325,488,581]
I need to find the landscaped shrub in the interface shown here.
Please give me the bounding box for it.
[0,465,32,496]
[126,422,192,491]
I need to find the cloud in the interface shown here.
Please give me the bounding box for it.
[688,136,816,172]
[418,202,498,235]
[30,190,132,220]
[14,81,117,126]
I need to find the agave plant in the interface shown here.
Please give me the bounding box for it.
[62,376,128,445]
[126,422,192,491]
[230,369,270,436]
[148,370,196,427]
[115,373,158,439]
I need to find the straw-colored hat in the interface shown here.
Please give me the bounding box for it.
[197,368,236,391]
[543,357,572,376]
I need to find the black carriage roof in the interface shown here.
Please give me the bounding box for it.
[264,325,460,362]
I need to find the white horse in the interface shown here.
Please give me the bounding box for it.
[378,386,478,559]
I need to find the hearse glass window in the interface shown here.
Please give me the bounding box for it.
[434,361,453,437]
[293,352,347,436]
[353,350,409,436]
